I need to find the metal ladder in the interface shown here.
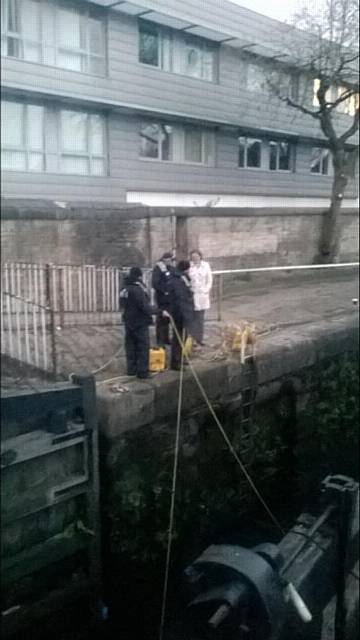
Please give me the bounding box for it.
[239,355,258,435]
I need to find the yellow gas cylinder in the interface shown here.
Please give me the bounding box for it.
[149,347,166,372]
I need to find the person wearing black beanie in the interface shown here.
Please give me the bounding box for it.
[167,260,194,371]
[151,251,175,346]
[119,267,155,379]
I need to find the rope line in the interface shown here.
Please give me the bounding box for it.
[158,331,186,640]
[168,315,285,537]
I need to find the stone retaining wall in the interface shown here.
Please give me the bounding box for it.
[1,199,358,269]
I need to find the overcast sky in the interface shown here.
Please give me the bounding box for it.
[228,0,303,23]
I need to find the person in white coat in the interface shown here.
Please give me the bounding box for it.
[189,249,213,346]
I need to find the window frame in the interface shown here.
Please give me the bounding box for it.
[268,139,293,172]
[59,109,107,176]
[310,146,331,176]
[138,20,167,70]
[1,0,106,76]
[238,136,263,169]
[139,122,174,162]
[138,19,217,83]
[1,100,46,172]
[246,62,269,94]
[1,98,107,176]
[345,149,358,178]
[139,121,215,166]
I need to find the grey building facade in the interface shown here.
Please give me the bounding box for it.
[1,0,359,206]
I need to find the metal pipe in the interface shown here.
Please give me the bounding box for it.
[208,603,231,628]
[280,504,335,576]
[212,262,359,275]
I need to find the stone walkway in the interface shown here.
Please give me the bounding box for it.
[2,270,358,389]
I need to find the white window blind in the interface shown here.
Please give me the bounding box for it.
[1,0,105,75]
[184,129,202,163]
[1,100,44,171]
[60,110,106,175]
[1,99,106,175]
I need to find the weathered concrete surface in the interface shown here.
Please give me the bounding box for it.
[1,199,358,268]
[97,313,359,440]
[2,271,358,391]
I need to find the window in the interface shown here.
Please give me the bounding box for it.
[238,137,262,168]
[139,21,172,71]
[345,150,358,178]
[1,0,105,75]
[174,36,215,81]
[335,87,359,117]
[313,79,332,107]
[268,69,299,101]
[269,140,292,171]
[139,20,216,82]
[140,122,215,165]
[1,99,106,175]
[60,110,106,175]
[1,101,44,171]
[247,63,268,93]
[313,80,359,116]
[140,123,173,161]
[310,147,330,175]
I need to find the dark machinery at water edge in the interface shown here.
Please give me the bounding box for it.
[176,475,359,640]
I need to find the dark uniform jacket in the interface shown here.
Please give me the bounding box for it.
[119,279,153,329]
[169,271,194,328]
[152,261,174,310]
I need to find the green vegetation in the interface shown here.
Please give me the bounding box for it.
[296,355,359,495]
[102,354,359,622]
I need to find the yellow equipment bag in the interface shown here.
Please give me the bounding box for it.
[149,347,166,372]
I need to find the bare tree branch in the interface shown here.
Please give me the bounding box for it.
[326,88,355,112]
[266,0,359,262]
[279,95,320,118]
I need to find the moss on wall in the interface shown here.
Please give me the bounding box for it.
[100,353,358,636]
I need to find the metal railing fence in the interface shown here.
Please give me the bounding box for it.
[1,290,57,375]
[1,262,155,326]
[1,261,358,326]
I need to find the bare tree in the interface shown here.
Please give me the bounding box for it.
[269,0,359,262]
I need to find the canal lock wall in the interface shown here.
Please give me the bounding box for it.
[96,315,359,636]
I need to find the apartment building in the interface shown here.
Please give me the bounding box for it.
[1,0,359,206]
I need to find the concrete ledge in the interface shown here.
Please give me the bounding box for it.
[2,198,358,221]
[97,315,359,441]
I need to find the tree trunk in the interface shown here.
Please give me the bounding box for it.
[317,151,348,263]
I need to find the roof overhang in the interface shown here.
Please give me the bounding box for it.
[89,0,288,58]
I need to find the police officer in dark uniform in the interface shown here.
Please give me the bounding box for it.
[167,260,194,371]
[151,252,175,346]
[119,267,154,379]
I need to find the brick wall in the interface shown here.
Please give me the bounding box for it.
[1,200,358,268]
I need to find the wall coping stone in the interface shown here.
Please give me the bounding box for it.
[1,198,358,221]
[97,314,359,441]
